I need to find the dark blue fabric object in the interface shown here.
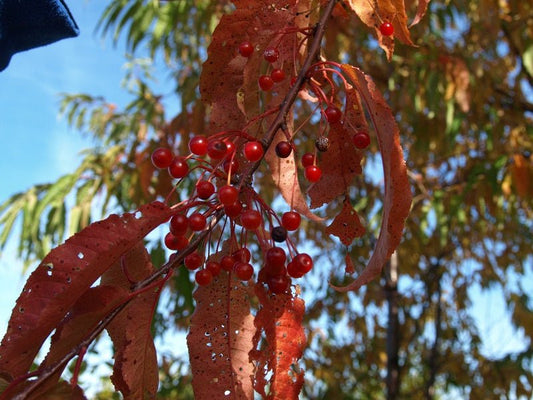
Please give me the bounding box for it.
[0,0,79,71]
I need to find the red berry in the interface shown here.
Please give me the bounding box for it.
[293,253,313,275]
[271,68,285,83]
[224,139,236,154]
[265,247,287,275]
[287,260,304,278]
[263,47,279,63]
[281,211,301,231]
[353,131,371,149]
[196,180,215,199]
[224,202,243,218]
[238,41,254,57]
[324,105,342,123]
[301,153,315,168]
[233,247,251,263]
[206,261,222,277]
[234,262,254,280]
[207,140,228,159]
[151,148,174,169]
[188,212,207,231]
[241,209,262,230]
[170,214,189,235]
[168,157,189,179]
[275,141,292,158]
[218,185,239,206]
[164,232,182,250]
[305,165,322,182]
[221,255,236,271]
[185,252,203,270]
[195,269,213,286]
[258,75,274,91]
[189,136,208,156]
[268,275,290,294]
[380,21,394,36]
[244,141,264,162]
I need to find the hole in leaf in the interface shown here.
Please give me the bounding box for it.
[77,252,84,259]
[134,211,142,219]
[224,390,231,396]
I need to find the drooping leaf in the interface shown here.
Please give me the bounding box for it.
[330,65,412,291]
[187,272,256,399]
[308,128,363,209]
[251,284,306,399]
[0,201,172,379]
[102,244,161,400]
[408,0,431,27]
[265,130,324,222]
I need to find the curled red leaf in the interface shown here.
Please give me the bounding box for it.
[330,65,412,292]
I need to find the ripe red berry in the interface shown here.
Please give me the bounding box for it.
[353,131,370,149]
[196,180,215,199]
[185,252,203,270]
[207,140,228,159]
[305,165,322,182]
[189,136,208,156]
[168,157,189,179]
[195,269,213,286]
[244,141,264,162]
[287,260,304,278]
[271,68,285,83]
[224,139,236,154]
[258,75,274,91]
[224,202,243,218]
[233,247,251,263]
[164,232,182,250]
[221,255,236,271]
[188,212,207,231]
[380,21,394,36]
[170,214,189,235]
[234,262,254,280]
[324,105,342,124]
[238,41,254,57]
[275,141,292,158]
[268,275,290,294]
[151,148,174,169]
[301,153,315,168]
[241,209,262,230]
[281,211,301,231]
[265,247,286,275]
[206,261,222,277]
[263,47,279,63]
[218,185,239,206]
[293,253,313,275]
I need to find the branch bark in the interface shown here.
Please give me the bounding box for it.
[385,251,400,400]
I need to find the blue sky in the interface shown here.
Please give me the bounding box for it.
[0,1,530,396]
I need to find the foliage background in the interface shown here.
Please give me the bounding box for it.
[0,0,532,399]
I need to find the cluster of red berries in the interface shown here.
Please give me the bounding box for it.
[151,130,316,294]
[238,41,287,91]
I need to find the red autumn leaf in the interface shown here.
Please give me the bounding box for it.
[326,198,366,246]
[19,285,130,399]
[251,285,306,399]
[330,65,412,292]
[308,124,363,209]
[31,381,87,400]
[408,0,431,27]
[344,0,415,59]
[265,130,324,222]
[0,201,172,379]
[187,272,256,399]
[101,244,161,400]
